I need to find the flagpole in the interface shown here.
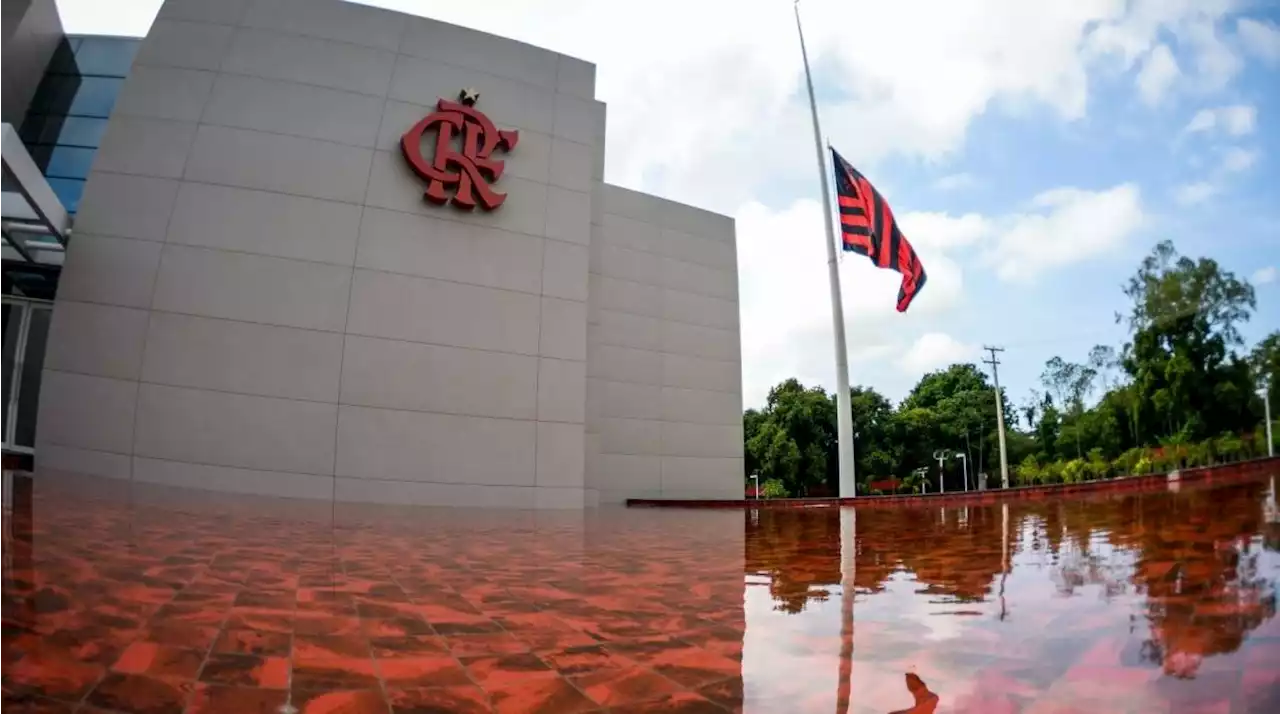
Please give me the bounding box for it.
[795,0,856,498]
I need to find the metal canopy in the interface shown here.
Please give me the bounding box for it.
[1,122,69,266]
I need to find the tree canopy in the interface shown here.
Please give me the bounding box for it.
[744,241,1276,496]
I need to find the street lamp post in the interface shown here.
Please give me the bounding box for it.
[749,472,761,500]
[933,449,949,494]
[957,453,969,492]
[1261,383,1274,458]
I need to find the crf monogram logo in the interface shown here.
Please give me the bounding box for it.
[400,90,519,211]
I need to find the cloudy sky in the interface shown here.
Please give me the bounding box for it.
[57,0,1280,410]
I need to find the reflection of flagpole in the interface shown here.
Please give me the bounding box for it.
[837,508,856,713]
[795,0,855,498]
[999,503,1009,620]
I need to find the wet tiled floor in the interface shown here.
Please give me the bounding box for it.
[3,471,1279,713]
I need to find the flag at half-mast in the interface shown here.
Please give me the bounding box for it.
[831,147,927,312]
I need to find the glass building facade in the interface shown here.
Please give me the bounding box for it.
[4,35,136,459]
[17,36,139,216]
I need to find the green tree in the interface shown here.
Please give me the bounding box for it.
[746,421,800,492]
[848,385,898,481]
[1118,241,1257,443]
[1250,331,1279,404]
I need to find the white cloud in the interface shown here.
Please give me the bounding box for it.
[901,333,978,374]
[1238,18,1280,65]
[735,199,972,406]
[1169,148,1259,204]
[934,173,978,191]
[1174,181,1219,205]
[54,0,1244,216]
[1183,105,1257,136]
[1253,266,1277,285]
[988,184,1145,282]
[1085,0,1241,97]
[1221,147,1259,173]
[1136,44,1180,104]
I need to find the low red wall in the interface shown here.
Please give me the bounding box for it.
[627,456,1279,509]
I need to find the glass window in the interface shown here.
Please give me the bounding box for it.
[47,178,87,214]
[46,39,82,75]
[41,146,96,180]
[75,38,141,77]
[18,116,47,145]
[67,77,125,117]
[13,308,51,447]
[40,116,108,148]
[2,304,16,440]
[29,75,80,115]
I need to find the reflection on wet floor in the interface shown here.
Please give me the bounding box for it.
[2,470,1279,713]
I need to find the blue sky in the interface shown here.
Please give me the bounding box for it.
[57,0,1280,412]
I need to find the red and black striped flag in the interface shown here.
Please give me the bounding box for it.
[831,147,927,312]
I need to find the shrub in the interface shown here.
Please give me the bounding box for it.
[760,479,788,499]
[1015,455,1041,486]
[1062,458,1086,484]
[1086,450,1110,480]
[1215,433,1243,462]
[1134,456,1153,474]
[1042,460,1064,484]
[1114,447,1147,476]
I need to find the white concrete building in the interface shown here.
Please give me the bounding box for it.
[10,0,744,508]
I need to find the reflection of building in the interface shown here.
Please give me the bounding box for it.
[4,0,744,508]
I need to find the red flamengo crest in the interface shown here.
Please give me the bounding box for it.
[400,92,519,211]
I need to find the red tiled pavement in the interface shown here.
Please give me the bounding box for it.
[2,465,1278,713]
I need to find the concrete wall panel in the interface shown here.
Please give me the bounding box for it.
[134,383,337,475]
[36,371,137,454]
[151,245,352,332]
[74,173,180,243]
[141,312,344,402]
[346,269,541,354]
[557,56,596,99]
[544,187,591,246]
[537,358,586,424]
[135,19,233,71]
[202,73,384,147]
[243,0,405,51]
[340,336,537,420]
[184,125,373,203]
[45,302,150,381]
[222,27,395,96]
[388,54,554,134]
[356,208,542,293]
[133,457,334,499]
[56,234,163,309]
[400,17,558,89]
[94,116,196,179]
[167,182,362,265]
[335,405,536,486]
[157,0,251,25]
[114,66,216,122]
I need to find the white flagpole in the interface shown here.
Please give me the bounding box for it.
[795,1,855,498]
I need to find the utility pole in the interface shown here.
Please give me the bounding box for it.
[1263,378,1274,458]
[984,346,1011,489]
